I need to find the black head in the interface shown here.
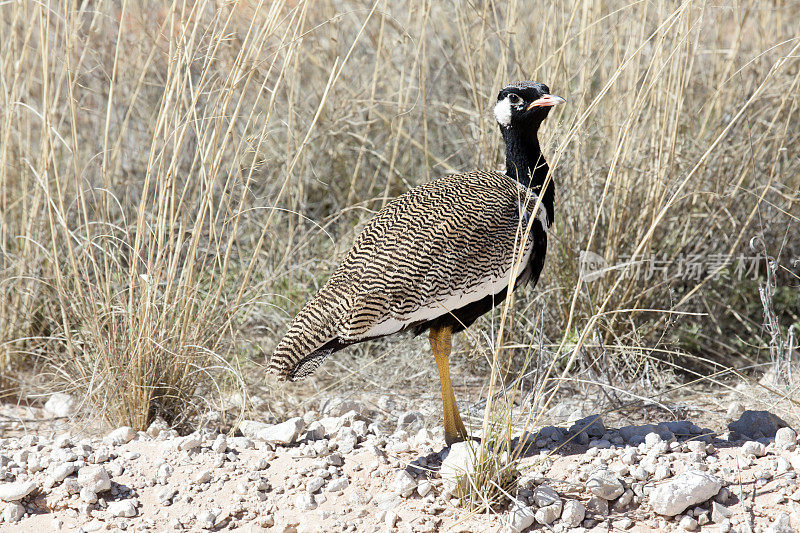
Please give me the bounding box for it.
[494,81,565,130]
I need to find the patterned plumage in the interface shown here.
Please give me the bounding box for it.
[269,81,565,441]
[269,170,550,380]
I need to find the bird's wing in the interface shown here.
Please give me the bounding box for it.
[333,171,542,340]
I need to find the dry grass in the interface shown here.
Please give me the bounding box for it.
[1,0,798,435]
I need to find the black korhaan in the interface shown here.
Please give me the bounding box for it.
[270,81,565,445]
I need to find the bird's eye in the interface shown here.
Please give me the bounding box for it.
[508,94,523,105]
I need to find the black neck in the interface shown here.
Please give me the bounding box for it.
[501,126,555,225]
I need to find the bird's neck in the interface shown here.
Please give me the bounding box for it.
[502,127,554,225]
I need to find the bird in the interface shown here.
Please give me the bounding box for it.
[269,81,564,446]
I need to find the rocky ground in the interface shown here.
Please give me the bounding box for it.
[1,394,799,532]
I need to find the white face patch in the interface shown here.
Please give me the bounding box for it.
[493,96,512,127]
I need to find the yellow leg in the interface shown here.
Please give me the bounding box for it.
[430,324,468,446]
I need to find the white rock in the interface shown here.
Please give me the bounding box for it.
[51,463,76,482]
[680,515,699,531]
[44,393,78,418]
[106,427,136,446]
[391,470,417,498]
[416,480,432,497]
[440,442,484,494]
[327,477,349,492]
[80,487,98,503]
[741,441,767,457]
[211,435,228,453]
[306,477,325,493]
[196,509,216,529]
[0,481,37,502]
[256,418,305,445]
[146,417,169,438]
[178,435,202,451]
[614,517,634,530]
[193,470,211,484]
[649,471,722,516]
[506,500,536,533]
[535,502,562,525]
[775,427,797,448]
[561,499,585,527]
[711,502,732,523]
[107,499,137,517]
[78,465,111,493]
[533,484,561,507]
[586,469,624,500]
[2,502,25,522]
[295,493,317,510]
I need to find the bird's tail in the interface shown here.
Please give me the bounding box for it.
[268,284,347,381]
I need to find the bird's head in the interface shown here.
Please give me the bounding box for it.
[494,81,565,131]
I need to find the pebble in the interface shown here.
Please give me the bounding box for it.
[78,465,111,493]
[506,500,536,533]
[649,470,722,516]
[535,501,562,525]
[741,441,767,457]
[533,484,561,507]
[107,499,137,518]
[586,469,624,500]
[0,480,37,502]
[680,514,699,531]
[775,427,797,448]
[614,517,634,530]
[392,470,417,497]
[712,502,732,523]
[561,499,585,527]
[2,502,25,522]
[106,426,137,446]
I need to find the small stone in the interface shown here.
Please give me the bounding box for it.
[211,434,227,454]
[649,470,722,516]
[392,470,417,498]
[44,393,78,417]
[586,495,609,516]
[533,484,561,507]
[306,477,325,493]
[51,463,77,482]
[506,500,536,533]
[775,427,797,448]
[327,477,349,493]
[741,441,767,457]
[535,502,562,525]
[586,469,624,500]
[146,417,169,438]
[417,480,432,497]
[384,510,398,527]
[728,410,788,439]
[711,502,732,523]
[614,517,634,530]
[0,480,37,502]
[196,509,216,529]
[193,470,211,483]
[2,502,25,522]
[78,465,111,493]
[680,515,699,531]
[80,487,98,503]
[295,493,317,510]
[440,442,484,494]
[177,435,202,451]
[305,422,326,441]
[561,499,585,527]
[106,426,137,446]
[107,499,137,517]
[256,418,305,445]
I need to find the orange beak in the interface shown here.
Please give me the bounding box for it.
[526,94,566,110]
